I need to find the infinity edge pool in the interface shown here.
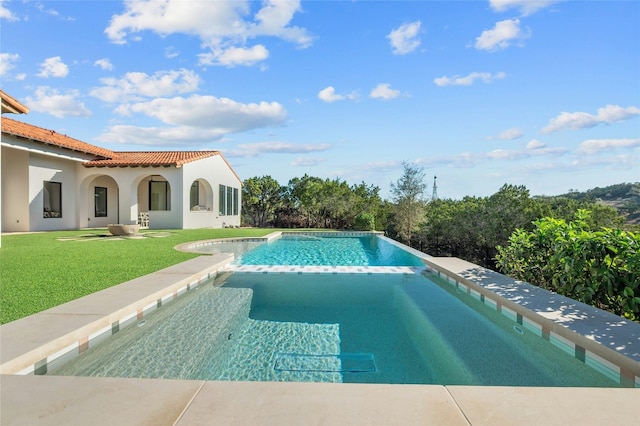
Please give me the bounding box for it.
[1,232,639,424]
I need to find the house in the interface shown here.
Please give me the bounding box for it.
[0,90,242,239]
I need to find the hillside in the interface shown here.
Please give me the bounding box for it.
[559,182,640,225]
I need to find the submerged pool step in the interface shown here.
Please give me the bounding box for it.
[273,352,376,373]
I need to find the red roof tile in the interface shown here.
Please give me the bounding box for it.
[1,117,116,158]
[1,118,240,182]
[84,151,221,168]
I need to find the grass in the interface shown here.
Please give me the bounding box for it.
[0,228,275,324]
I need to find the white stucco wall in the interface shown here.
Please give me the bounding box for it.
[78,167,184,230]
[182,155,242,229]
[79,174,119,228]
[28,153,79,231]
[1,146,29,232]
[2,133,242,232]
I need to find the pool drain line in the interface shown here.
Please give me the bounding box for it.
[513,325,524,335]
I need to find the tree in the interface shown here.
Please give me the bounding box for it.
[242,176,283,227]
[390,162,427,245]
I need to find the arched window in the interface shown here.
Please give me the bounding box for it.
[190,179,212,211]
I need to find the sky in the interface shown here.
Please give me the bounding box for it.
[1,0,639,200]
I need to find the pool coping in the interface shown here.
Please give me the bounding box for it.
[423,257,640,387]
[2,235,640,424]
[0,254,234,375]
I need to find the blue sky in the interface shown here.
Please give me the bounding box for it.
[1,0,638,199]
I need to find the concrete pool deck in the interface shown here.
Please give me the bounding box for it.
[2,375,639,425]
[1,253,639,424]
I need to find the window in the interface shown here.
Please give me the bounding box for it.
[43,181,62,218]
[149,181,170,211]
[226,186,233,215]
[219,184,226,215]
[219,184,239,216]
[233,188,239,215]
[190,181,199,209]
[94,187,107,217]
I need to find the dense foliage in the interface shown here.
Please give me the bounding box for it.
[241,175,638,320]
[242,174,388,231]
[496,211,640,321]
[413,184,627,270]
[553,182,640,225]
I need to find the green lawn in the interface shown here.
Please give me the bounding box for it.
[0,228,275,324]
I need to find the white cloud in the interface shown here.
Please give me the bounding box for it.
[250,0,313,47]
[97,94,287,146]
[526,139,546,150]
[35,2,74,21]
[318,86,358,103]
[387,21,422,55]
[226,141,330,158]
[0,52,19,76]
[0,0,18,21]
[434,71,506,87]
[418,142,568,169]
[369,83,401,100]
[475,19,529,51]
[291,156,326,167]
[104,0,311,67]
[94,58,113,71]
[490,0,559,16]
[488,127,523,140]
[90,69,200,102]
[164,46,179,59]
[486,149,528,161]
[37,56,69,78]
[26,86,91,118]
[198,45,269,67]
[542,105,640,133]
[95,124,228,147]
[577,138,640,155]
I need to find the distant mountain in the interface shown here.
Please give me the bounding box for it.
[560,182,640,225]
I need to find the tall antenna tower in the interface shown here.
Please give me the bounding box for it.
[432,175,438,200]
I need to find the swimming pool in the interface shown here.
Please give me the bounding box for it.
[47,232,632,386]
[179,232,425,267]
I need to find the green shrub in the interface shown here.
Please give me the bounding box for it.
[496,210,640,321]
[353,213,375,231]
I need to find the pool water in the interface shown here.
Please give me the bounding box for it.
[196,234,425,267]
[50,271,619,387]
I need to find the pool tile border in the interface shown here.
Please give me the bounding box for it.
[424,259,640,388]
[12,277,215,377]
[0,254,233,376]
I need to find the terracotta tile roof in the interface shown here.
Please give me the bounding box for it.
[1,117,116,158]
[0,90,30,114]
[2,117,241,182]
[84,151,221,168]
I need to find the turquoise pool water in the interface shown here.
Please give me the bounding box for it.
[50,273,618,387]
[48,234,621,386]
[238,234,424,266]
